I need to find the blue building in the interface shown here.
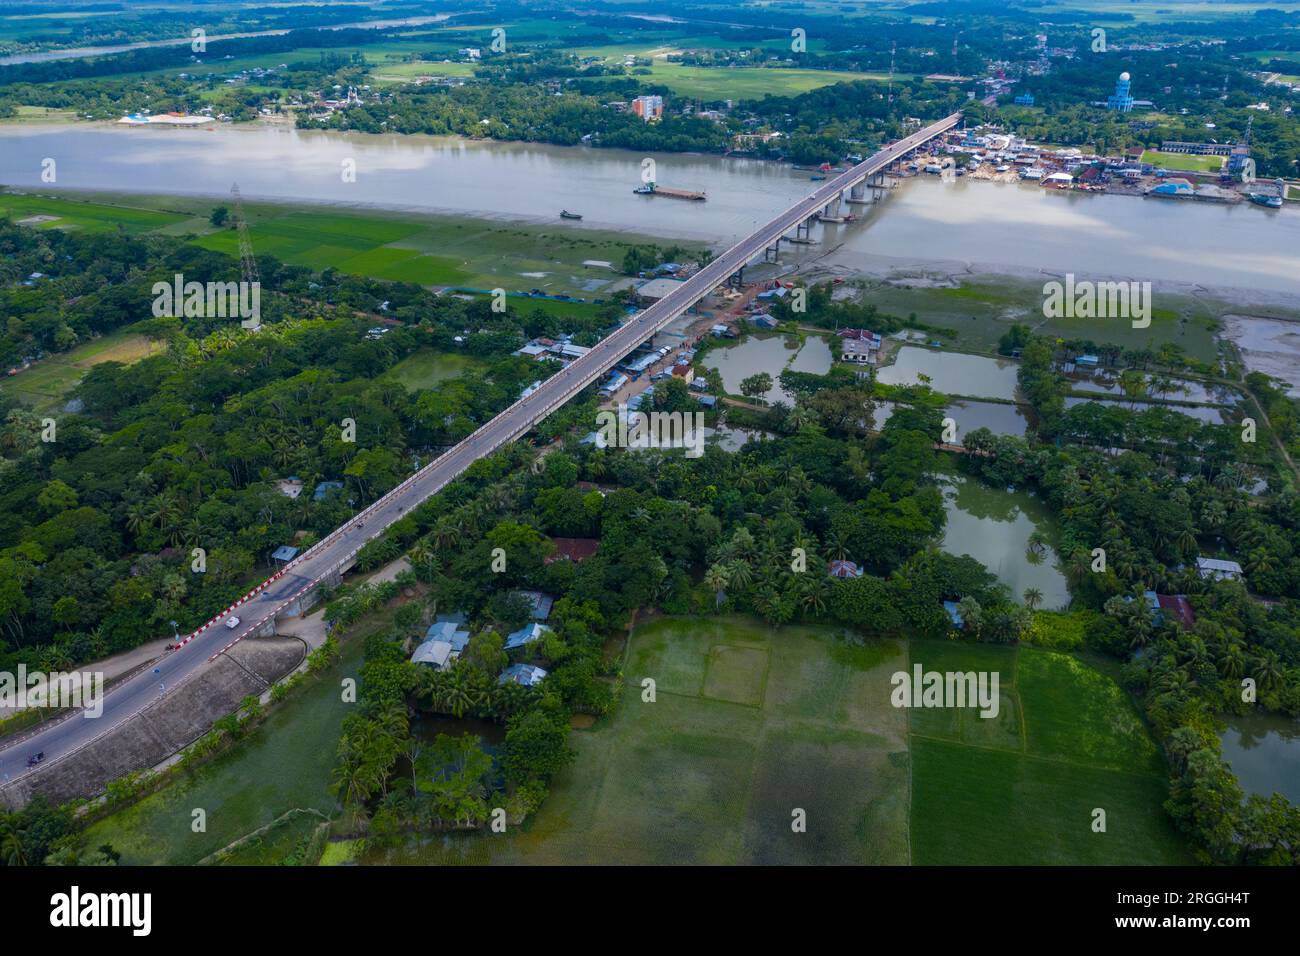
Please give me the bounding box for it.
[1014,93,1035,106]
[504,622,552,652]
[1107,72,1134,113]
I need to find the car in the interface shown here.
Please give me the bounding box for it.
[26,751,44,767]
[225,616,241,630]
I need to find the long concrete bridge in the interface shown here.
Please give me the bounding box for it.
[0,111,961,794]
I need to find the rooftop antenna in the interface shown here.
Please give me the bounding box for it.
[230,182,260,290]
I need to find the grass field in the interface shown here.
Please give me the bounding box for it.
[908,640,1192,865]
[1,190,685,298]
[1140,149,1225,173]
[82,625,367,865]
[643,62,895,100]
[0,192,188,234]
[365,617,1189,865]
[0,329,165,411]
[377,349,484,392]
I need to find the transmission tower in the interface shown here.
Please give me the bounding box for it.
[887,41,896,105]
[230,182,260,287]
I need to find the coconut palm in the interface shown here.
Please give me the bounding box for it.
[1022,587,1043,611]
[704,563,730,610]
[726,559,754,592]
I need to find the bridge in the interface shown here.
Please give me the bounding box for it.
[0,112,961,793]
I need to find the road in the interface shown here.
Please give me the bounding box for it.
[0,112,960,788]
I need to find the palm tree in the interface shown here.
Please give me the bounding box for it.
[0,820,28,866]
[704,563,730,610]
[1251,651,1284,694]
[443,666,480,718]
[826,529,850,562]
[726,559,754,592]
[1022,587,1043,611]
[797,574,829,616]
[1220,642,1247,680]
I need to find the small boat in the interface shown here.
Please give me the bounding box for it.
[1249,193,1283,209]
[560,210,582,220]
[632,185,655,194]
[810,174,826,181]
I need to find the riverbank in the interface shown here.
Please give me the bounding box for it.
[3,120,1298,296]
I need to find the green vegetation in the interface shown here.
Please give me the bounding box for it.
[0,190,694,299]
[909,639,1191,865]
[2,330,163,412]
[369,617,912,865]
[1140,149,1226,173]
[82,630,356,865]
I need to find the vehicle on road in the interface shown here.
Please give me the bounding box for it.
[26,751,44,766]
[225,615,241,629]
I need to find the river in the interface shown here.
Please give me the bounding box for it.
[2,122,1298,297]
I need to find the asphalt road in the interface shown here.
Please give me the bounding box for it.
[0,112,960,786]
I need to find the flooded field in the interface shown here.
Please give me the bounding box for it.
[877,346,1019,400]
[1067,373,1238,405]
[1222,315,1300,397]
[1219,713,1300,804]
[703,334,832,405]
[1063,396,1227,424]
[939,473,1070,609]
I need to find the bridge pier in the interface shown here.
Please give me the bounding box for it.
[727,267,745,289]
[819,196,844,223]
[763,240,781,264]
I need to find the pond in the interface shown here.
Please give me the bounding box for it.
[703,333,832,405]
[1068,372,1236,405]
[411,712,506,748]
[945,399,1029,438]
[1218,713,1300,804]
[939,473,1070,610]
[876,346,1019,400]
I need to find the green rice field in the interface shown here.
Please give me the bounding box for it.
[1,190,679,297]
[365,617,1190,865]
[0,329,165,411]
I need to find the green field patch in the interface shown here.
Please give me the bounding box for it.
[702,643,769,706]
[0,193,185,234]
[743,726,909,864]
[367,616,911,864]
[1,329,164,411]
[1018,649,1162,774]
[1141,149,1225,173]
[911,738,1192,865]
[83,633,364,865]
[377,349,483,392]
